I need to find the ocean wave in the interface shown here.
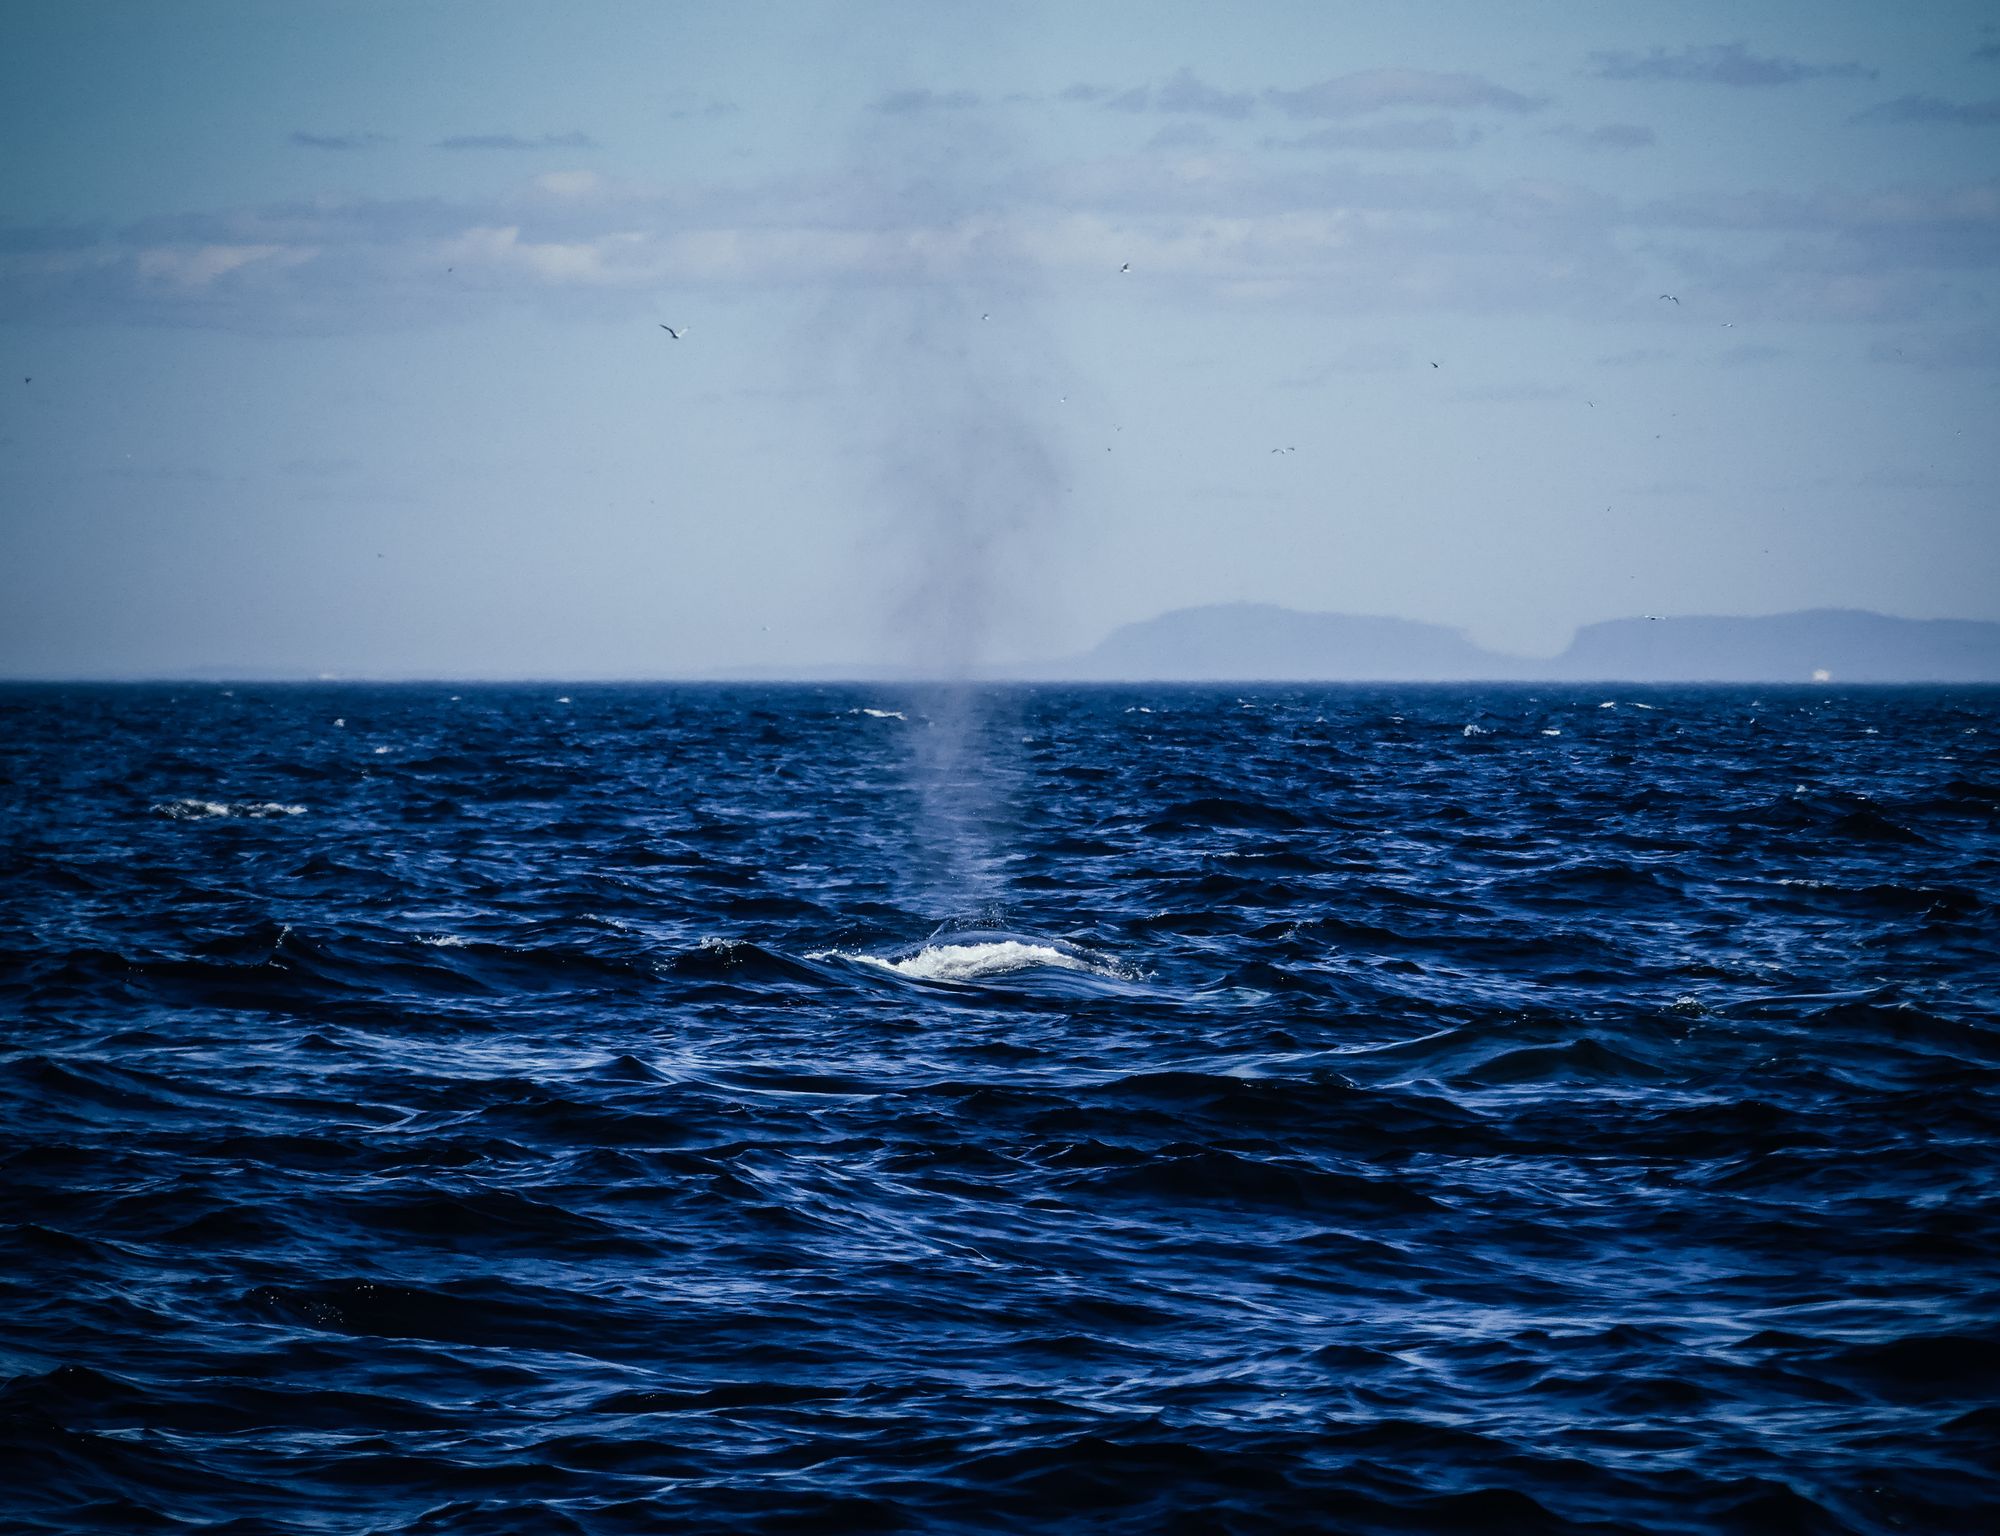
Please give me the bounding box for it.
[816,931,1124,985]
[6,680,1998,1533]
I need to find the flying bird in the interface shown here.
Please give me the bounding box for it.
[1660,294,1679,304]
[1430,361,1439,368]
[659,324,686,339]
[1120,262,1130,273]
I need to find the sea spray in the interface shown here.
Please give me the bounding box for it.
[807,110,1073,916]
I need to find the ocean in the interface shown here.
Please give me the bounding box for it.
[3,682,1997,1533]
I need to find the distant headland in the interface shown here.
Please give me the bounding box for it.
[1029,604,2000,683]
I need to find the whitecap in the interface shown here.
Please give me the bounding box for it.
[152,799,306,820]
[417,934,471,948]
[1599,701,1617,709]
[814,932,1123,985]
[858,708,905,720]
[1541,728,1562,737]
[373,745,391,755]
[1462,723,1489,737]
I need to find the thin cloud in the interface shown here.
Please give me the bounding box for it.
[1268,119,1483,152]
[1146,122,1219,152]
[1588,42,1875,86]
[663,95,738,120]
[1264,70,1546,118]
[1154,68,1255,120]
[6,150,1995,336]
[435,131,599,151]
[291,131,394,151]
[871,88,981,114]
[1059,83,1114,104]
[1718,343,1783,366]
[1974,42,2000,63]
[1850,95,2000,126]
[1544,123,1656,150]
[1279,343,1412,384]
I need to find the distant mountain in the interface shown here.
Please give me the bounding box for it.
[1052,604,1495,681]
[1040,603,2000,682]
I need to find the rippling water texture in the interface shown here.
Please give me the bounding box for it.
[4,684,1998,1533]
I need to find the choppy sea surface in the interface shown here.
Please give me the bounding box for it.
[3,683,1998,1534]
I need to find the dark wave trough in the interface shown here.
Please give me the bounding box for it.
[2,682,1997,1533]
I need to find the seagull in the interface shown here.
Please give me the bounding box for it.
[659,324,686,339]
[981,313,990,321]
[1643,614,1664,621]
[1430,361,1439,368]
[1659,294,1679,304]
[1120,262,1130,273]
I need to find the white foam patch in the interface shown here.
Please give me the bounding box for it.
[816,938,1119,985]
[1541,728,1563,737]
[1462,723,1489,737]
[153,799,306,820]
[418,934,471,948]
[856,708,905,720]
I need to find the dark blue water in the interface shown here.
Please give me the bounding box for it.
[3,683,1997,1534]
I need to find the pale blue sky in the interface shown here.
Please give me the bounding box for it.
[3,1,1996,675]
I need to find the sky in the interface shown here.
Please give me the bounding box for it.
[2,0,1997,677]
